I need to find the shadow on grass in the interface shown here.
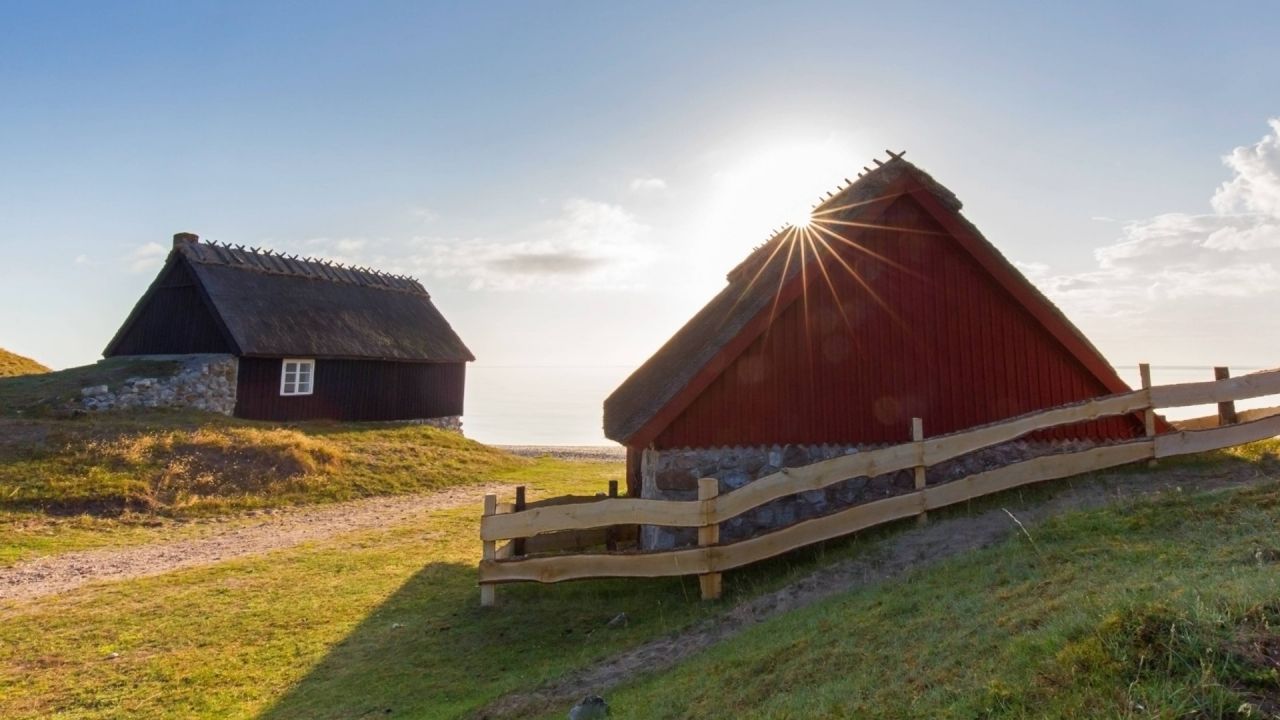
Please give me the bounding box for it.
[257,559,709,720]
[258,447,1280,720]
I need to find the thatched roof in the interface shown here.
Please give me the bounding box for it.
[603,156,1131,445]
[107,239,474,363]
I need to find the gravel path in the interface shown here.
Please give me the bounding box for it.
[0,483,509,604]
[476,464,1276,719]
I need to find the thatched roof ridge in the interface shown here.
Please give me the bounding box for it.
[182,241,428,295]
[106,238,473,363]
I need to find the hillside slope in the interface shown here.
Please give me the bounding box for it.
[0,348,49,377]
[0,412,522,516]
[603,470,1280,719]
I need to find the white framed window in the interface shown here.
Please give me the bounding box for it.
[280,359,315,396]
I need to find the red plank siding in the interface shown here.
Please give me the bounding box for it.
[653,195,1136,449]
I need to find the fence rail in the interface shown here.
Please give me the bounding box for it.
[478,365,1280,605]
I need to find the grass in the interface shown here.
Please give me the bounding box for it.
[0,356,181,416]
[601,476,1280,719]
[0,411,520,517]
[0,459,704,720]
[0,410,526,566]
[0,348,49,378]
[2,449,1278,718]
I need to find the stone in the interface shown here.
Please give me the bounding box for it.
[568,695,609,720]
[606,612,629,628]
[81,385,108,397]
[655,468,697,492]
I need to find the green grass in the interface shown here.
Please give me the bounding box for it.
[0,356,180,415]
[0,348,49,378]
[0,459,706,720]
[0,411,521,518]
[2,453,1278,719]
[602,478,1280,719]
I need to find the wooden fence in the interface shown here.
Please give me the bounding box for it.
[478,365,1280,605]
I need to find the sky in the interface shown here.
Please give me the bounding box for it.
[3,2,1280,415]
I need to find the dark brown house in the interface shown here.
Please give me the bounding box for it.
[606,155,1151,522]
[105,233,473,423]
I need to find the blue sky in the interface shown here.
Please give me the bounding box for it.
[4,1,1280,376]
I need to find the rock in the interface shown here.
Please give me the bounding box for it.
[606,612,628,629]
[105,652,120,661]
[568,695,609,719]
[81,385,108,397]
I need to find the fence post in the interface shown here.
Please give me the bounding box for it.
[512,486,526,557]
[606,480,619,551]
[697,477,722,601]
[912,417,927,525]
[480,494,497,607]
[1139,363,1157,467]
[1215,366,1238,425]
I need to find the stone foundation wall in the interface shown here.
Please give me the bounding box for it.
[79,354,238,415]
[640,439,1096,550]
[404,415,464,433]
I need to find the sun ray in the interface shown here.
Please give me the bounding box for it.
[807,221,924,280]
[810,232,912,335]
[715,226,796,332]
[804,225,856,337]
[798,225,814,369]
[810,216,949,237]
[765,227,799,334]
[809,190,909,218]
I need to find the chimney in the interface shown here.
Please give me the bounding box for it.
[172,232,199,249]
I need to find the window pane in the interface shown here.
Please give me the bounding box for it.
[299,366,311,380]
[284,362,297,373]
[285,372,296,383]
[298,381,311,393]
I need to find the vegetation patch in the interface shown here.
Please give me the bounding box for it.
[0,411,520,517]
[0,348,49,378]
[599,479,1280,719]
[0,357,181,416]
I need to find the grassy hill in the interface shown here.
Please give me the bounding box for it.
[1,446,1277,719]
[0,411,522,517]
[0,348,49,378]
[604,475,1280,719]
[0,359,525,517]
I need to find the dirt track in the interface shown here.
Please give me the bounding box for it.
[476,464,1275,719]
[0,482,508,603]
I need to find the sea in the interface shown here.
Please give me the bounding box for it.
[463,365,1274,447]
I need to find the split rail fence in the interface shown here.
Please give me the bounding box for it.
[478,365,1280,606]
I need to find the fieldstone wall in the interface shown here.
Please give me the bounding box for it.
[79,354,238,415]
[640,438,1096,550]
[406,415,464,433]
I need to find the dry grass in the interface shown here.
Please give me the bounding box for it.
[0,411,520,516]
[0,348,49,378]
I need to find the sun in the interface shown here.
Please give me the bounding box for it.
[785,205,813,229]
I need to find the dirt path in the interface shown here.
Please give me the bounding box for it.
[0,482,508,603]
[477,464,1275,719]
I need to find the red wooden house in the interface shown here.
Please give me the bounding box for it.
[605,155,1144,543]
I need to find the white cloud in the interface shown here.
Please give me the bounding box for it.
[1029,119,1280,336]
[407,198,652,290]
[629,177,667,192]
[128,242,168,272]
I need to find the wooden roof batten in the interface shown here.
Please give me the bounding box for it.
[186,237,425,292]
